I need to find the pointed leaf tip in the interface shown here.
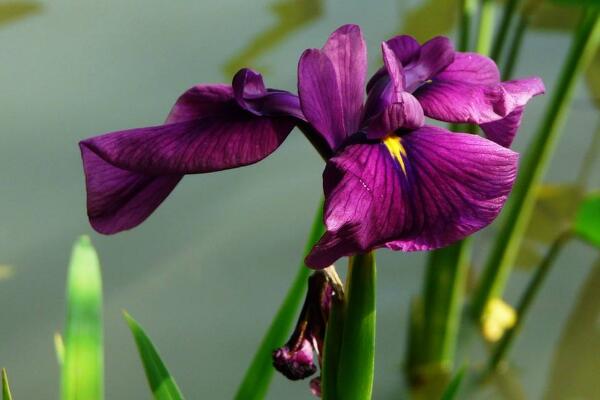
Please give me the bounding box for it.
[123,312,184,400]
[2,368,14,400]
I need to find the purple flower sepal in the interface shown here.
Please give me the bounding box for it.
[272,268,343,395]
[79,68,303,234]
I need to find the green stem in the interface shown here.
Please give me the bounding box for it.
[487,233,571,371]
[458,0,478,52]
[336,252,377,400]
[502,13,529,80]
[234,200,325,400]
[422,240,470,368]
[321,284,345,400]
[475,0,496,55]
[490,0,521,62]
[471,8,600,321]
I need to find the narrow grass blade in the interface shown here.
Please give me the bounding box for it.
[441,366,466,400]
[234,200,324,400]
[337,252,376,400]
[574,192,600,248]
[62,236,103,400]
[2,368,13,400]
[123,312,184,400]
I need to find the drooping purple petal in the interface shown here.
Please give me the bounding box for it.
[80,146,182,234]
[416,72,544,126]
[480,106,525,148]
[81,71,300,234]
[298,25,367,151]
[305,126,518,269]
[231,68,305,119]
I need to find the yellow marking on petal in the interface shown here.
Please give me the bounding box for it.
[383,134,408,176]
[481,298,517,342]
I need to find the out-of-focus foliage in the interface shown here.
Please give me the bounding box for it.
[124,312,184,400]
[62,236,103,400]
[524,0,600,109]
[543,259,600,400]
[55,332,65,366]
[398,0,459,41]
[515,185,584,268]
[2,369,13,400]
[574,192,600,247]
[440,367,466,400]
[0,1,40,27]
[222,0,322,77]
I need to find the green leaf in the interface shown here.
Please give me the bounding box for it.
[336,252,376,400]
[440,367,466,400]
[2,369,13,400]
[62,236,103,400]
[574,192,600,247]
[398,0,459,42]
[234,200,324,400]
[123,312,184,400]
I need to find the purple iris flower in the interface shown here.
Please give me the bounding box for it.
[79,24,543,269]
[298,25,543,268]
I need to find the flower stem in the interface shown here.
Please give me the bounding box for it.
[321,277,345,400]
[475,0,496,55]
[502,13,529,80]
[336,252,376,400]
[490,0,521,62]
[458,0,478,52]
[234,199,324,400]
[422,240,470,368]
[487,233,571,371]
[471,7,600,321]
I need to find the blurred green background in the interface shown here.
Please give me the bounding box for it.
[0,0,598,398]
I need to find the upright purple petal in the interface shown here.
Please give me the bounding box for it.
[382,35,421,65]
[403,36,455,92]
[321,24,367,135]
[298,25,367,151]
[366,93,424,139]
[298,49,346,151]
[306,126,518,269]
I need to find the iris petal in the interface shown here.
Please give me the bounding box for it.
[81,71,300,234]
[305,126,518,269]
[298,24,367,151]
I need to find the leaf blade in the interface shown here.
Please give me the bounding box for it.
[61,236,103,400]
[2,368,13,400]
[123,312,184,400]
[574,192,600,248]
